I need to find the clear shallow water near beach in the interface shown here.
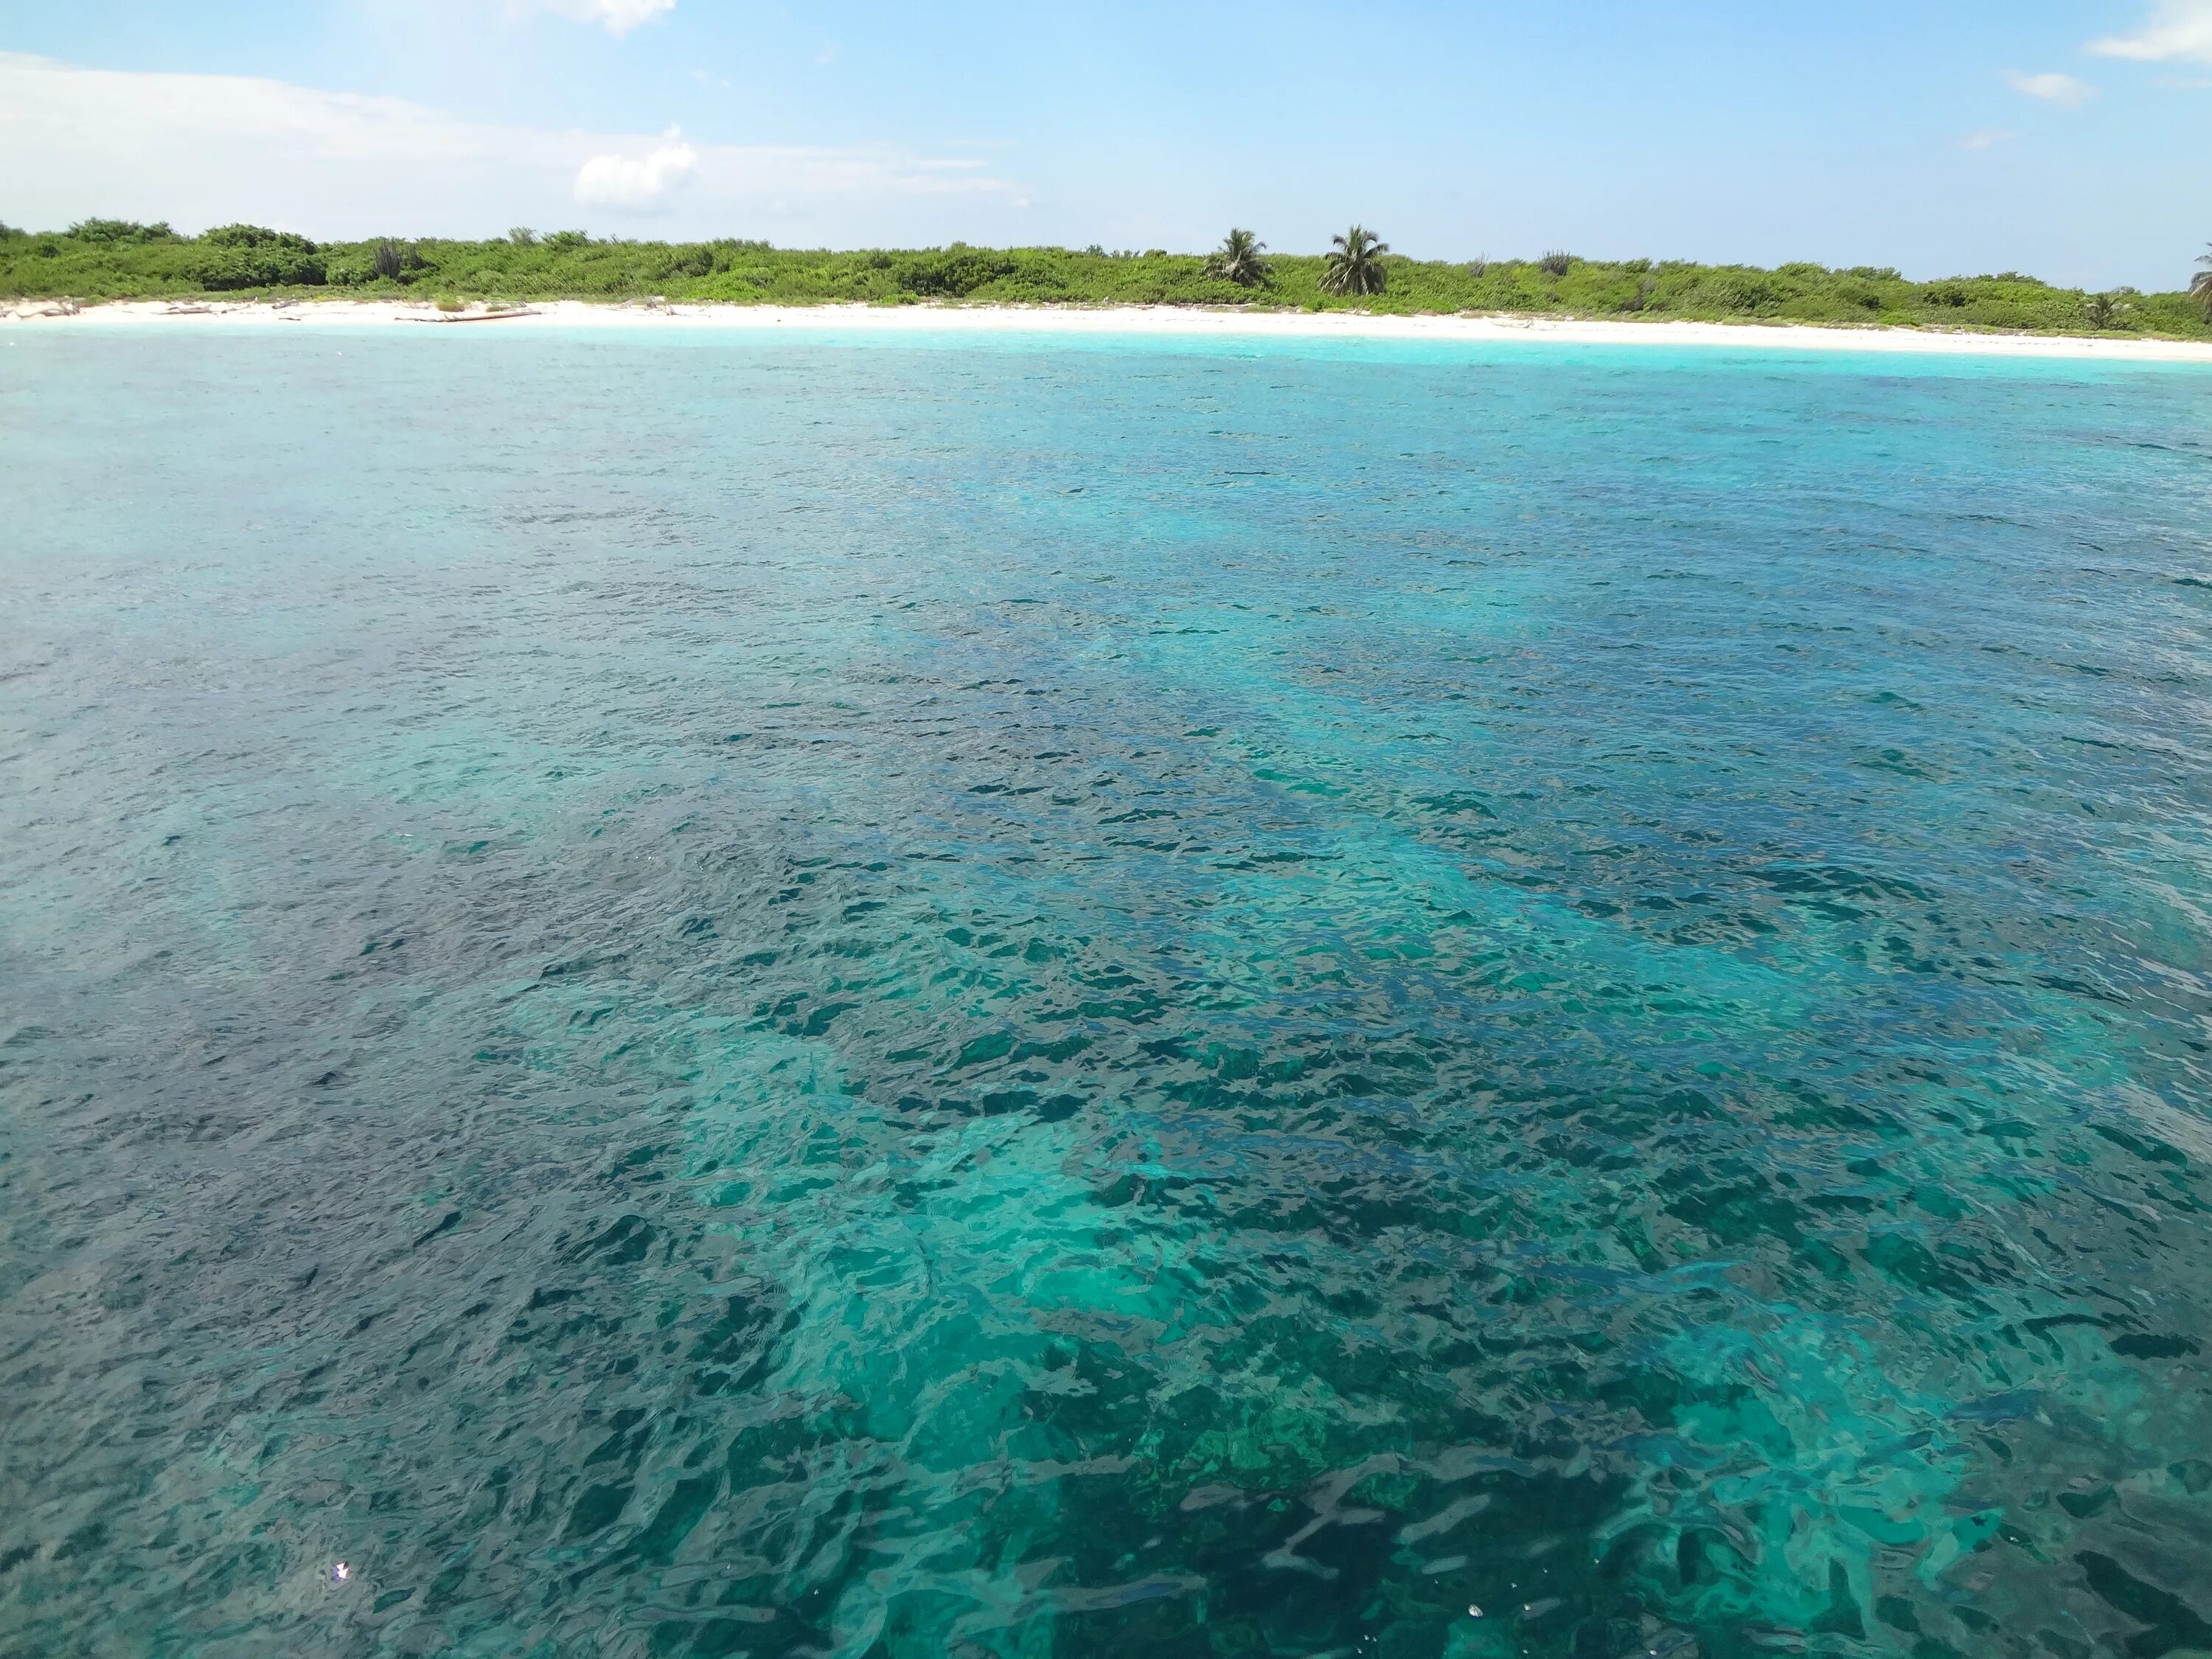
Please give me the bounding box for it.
[3,328,2212,1659]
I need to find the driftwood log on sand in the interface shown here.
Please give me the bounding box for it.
[397,307,539,324]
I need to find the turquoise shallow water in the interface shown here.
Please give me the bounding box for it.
[3,328,2212,1658]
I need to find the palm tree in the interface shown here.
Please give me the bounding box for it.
[1206,228,1273,288]
[2194,245,2212,320]
[1321,226,1390,297]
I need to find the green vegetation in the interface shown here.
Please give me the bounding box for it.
[4,218,2211,338]
[1203,228,1271,288]
[189,223,326,290]
[1321,226,1390,297]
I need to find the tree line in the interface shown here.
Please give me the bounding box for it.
[1202,224,2212,327]
[4,219,2211,337]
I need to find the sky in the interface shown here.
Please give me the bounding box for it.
[0,0,2206,287]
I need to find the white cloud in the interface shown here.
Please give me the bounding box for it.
[513,0,674,37]
[574,127,698,207]
[2005,70,2093,105]
[2090,0,2212,63]
[0,53,1027,242]
[1960,130,2018,150]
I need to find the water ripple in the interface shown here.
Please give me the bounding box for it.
[2,332,2211,1657]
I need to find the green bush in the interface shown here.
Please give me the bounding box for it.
[0,220,2206,338]
[2084,292,2132,330]
[657,246,714,280]
[68,218,175,244]
[1686,272,1786,315]
[190,225,325,289]
[896,246,1018,298]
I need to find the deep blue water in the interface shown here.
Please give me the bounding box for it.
[4,327,2212,1658]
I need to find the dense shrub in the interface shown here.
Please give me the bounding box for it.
[2084,292,2129,330]
[200,224,313,251]
[1686,272,1786,315]
[1,221,2207,337]
[657,246,714,280]
[190,225,325,289]
[68,219,175,244]
[896,246,1019,297]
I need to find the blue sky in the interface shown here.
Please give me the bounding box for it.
[1,0,2206,286]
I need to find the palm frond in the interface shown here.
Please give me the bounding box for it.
[1320,225,1391,296]
[1204,228,1272,288]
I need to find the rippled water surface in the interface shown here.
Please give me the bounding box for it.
[5,327,2212,1658]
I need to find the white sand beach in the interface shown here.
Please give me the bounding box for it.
[7,297,2212,361]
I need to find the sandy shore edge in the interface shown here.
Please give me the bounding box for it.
[7,298,2212,361]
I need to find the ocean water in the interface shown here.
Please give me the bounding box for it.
[3,326,2211,1659]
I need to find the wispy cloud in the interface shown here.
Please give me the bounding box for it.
[2090,0,2212,63]
[512,0,675,37]
[2005,70,2093,105]
[0,52,1026,240]
[1960,130,2018,150]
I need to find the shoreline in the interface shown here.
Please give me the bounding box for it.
[7,297,2212,361]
